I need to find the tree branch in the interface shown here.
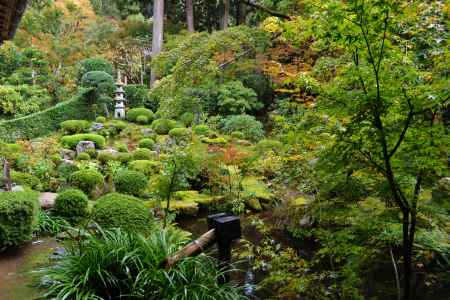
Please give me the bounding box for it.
[388,89,414,158]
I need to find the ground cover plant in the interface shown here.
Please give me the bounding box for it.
[0,0,448,299]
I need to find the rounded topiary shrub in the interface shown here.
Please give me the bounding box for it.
[11,171,41,190]
[193,124,209,136]
[77,152,91,161]
[61,120,91,134]
[169,127,191,142]
[127,108,154,123]
[0,191,39,250]
[129,160,161,177]
[113,170,148,196]
[138,138,155,150]
[180,112,195,126]
[70,169,104,195]
[117,152,132,163]
[77,58,113,81]
[219,114,264,142]
[231,131,245,139]
[132,148,153,160]
[92,193,153,233]
[151,119,177,135]
[54,189,89,223]
[96,116,107,123]
[136,115,149,124]
[97,151,117,165]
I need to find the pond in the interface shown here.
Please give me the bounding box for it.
[0,237,59,300]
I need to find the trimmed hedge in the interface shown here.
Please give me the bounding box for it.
[113,170,148,196]
[0,191,39,251]
[92,193,153,233]
[60,134,106,149]
[54,189,89,223]
[151,119,177,135]
[0,97,94,142]
[70,169,104,195]
[138,138,155,150]
[129,160,161,177]
[127,108,154,123]
[61,120,91,134]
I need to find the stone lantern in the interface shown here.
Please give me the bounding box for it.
[114,71,126,119]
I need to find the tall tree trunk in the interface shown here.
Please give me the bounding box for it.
[236,0,246,25]
[222,0,230,29]
[186,0,194,32]
[151,0,164,87]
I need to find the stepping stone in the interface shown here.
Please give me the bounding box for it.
[39,192,57,209]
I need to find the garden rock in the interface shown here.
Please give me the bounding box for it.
[76,141,96,155]
[90,122,104,131]
[61,149,76,160]
[141,128,155,137]
[39,192,57,209]
[11,185,24,192]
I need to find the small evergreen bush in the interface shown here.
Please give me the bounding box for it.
[11,171,41,189]
[256,139,283,154]
[132,148,153,160]
[169,127,191,142]
[77,58,113,81]
[220,114,264,142]
[95,116,107,123]
[0,191,39,251]
[113,170,148,196]
[92,193,153,232]
[70,169,104,195]
[151,118,177,135]
[136,115,149,124]
[97,151,117,164]
[231,131,245,139]
[129,160,160,177]
[60,120,91,134]
[53,189,89,223]
[117,152,132,163]
[138,138,155,150]
[193,124,210,136]
[127,108,154,123]
[76,152,91,161]
[60,134,106,149]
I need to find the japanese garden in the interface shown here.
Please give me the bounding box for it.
[0,0,448,299]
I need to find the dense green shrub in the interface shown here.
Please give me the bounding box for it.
[256,139,283,154]
[151,118,177,135]
[220,114,264,142]
[76,152,91,161]
[115,143,129,152]
[0,84,52,118]
[180,112,195,126]
[77,58,114,81]
[0,191,39,251]
[136,115,149,124]
[11,171,41,189]
[129,160,160,177]
[105,120,127,136]
[231,131,245,139]
[117,152,132,163]
[53,189,89,223]
[169,127,191,142]
[193,124,210,135]
[92,193,153,232]
[127,108,154,123]
[132,148,153,160]
[138,138,155,150]
[0,96,94,142]
[124,84,151,108]
[95,116,107,123]
[216,80,262,115]
[97,151,117,164]
[70,169,104,195]
[57,163,79,180]
[60,120,91,134]
[113,170,148,196]
[60,134,106,149]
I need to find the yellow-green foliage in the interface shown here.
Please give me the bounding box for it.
[174,190,223,208]
[242,176,274,202]
[129,160,161,177]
